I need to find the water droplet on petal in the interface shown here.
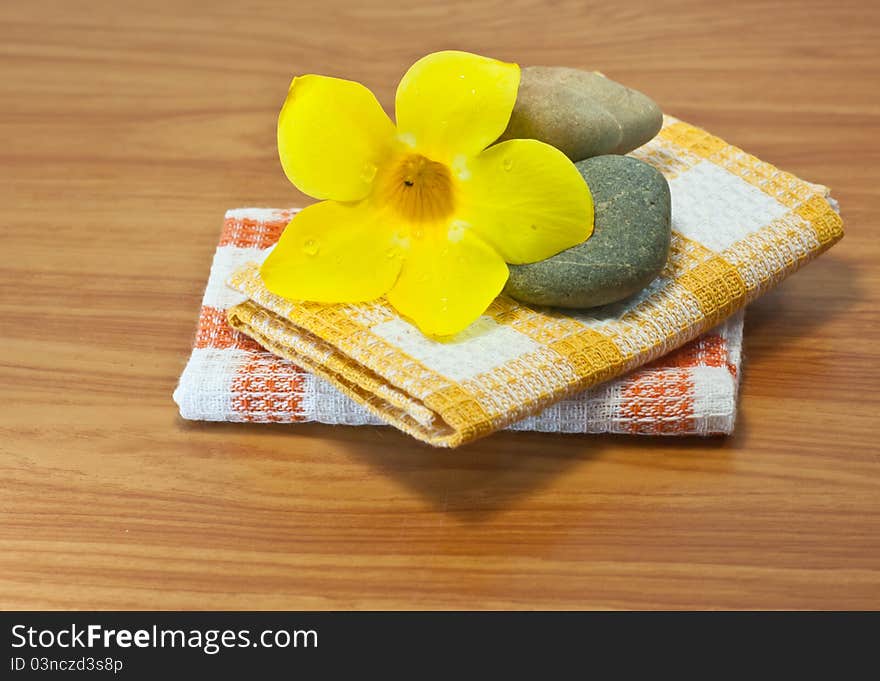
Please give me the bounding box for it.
[385,247,399,260]
[360,162,378,183]
[502,158,514,171]
[303,238,319,256]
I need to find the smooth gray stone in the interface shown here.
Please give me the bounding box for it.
[499,66,663,161]
[505,155,671,309]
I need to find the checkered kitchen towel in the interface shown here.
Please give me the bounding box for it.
[174,205,744,435]
[222,116,842,447]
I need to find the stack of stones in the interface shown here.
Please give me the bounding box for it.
[500,67,670,308]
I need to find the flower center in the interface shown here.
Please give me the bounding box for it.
[379,153,455,223]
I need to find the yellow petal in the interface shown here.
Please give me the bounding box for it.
[458,139,594,264]
[260,200,403,302]
[278,75,396,201]
[395,51,520,164]
[387,226,508,337]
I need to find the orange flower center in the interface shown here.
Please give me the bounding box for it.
[379,153,455,223]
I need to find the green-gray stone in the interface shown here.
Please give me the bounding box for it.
[505,155,671,309]
[498,66,663,161]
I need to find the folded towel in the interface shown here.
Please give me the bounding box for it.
[173,206,744,435]
[224,116,842,447]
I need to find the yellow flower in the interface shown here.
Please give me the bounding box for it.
[261,50,593,336]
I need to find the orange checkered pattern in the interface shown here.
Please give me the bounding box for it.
[223,117,841,447]
[175,207,744,434]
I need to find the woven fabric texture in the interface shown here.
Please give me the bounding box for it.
[173,205,744,435]
[221,117,842,447]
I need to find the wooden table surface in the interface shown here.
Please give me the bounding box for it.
[2,0,878,610]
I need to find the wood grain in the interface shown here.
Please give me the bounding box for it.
[1,0,878,610]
